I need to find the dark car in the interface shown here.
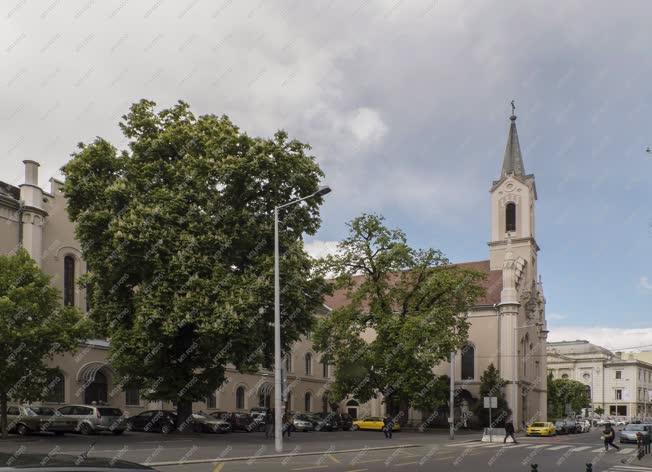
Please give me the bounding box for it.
[554,420,570,434]
[312,412,342,431]
[210,411,260,432]
[127,410,177,434]
[0,452,158,472]
[190,412,231,433]
[340,413,353,431]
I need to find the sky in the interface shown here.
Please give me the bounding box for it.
[1,0,651,351]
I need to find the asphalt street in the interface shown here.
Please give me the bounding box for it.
[1,428,651,472]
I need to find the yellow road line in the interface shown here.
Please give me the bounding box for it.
[291,466,329,471]
[327,455,341,464]
[356,459,386,464]
[212,463,224,472]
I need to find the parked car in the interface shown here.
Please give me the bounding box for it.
[190,412,231,433]
[312,412,342,431]
[352,417,400,432]
[127,410,177,434]
[564,420,581,434]
[57,405,127,435]
[526,422,556,437]
[210,412,260,432]
[620,423,652,444]
[6,405,76,436]
[340,413,354,431]
[292,414,315,432]
[554,420,570,435]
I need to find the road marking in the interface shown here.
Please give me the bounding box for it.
[617,447,636,454]
[546,445,572,450]
[291,466,329,471]
[356,459,385,464]
[212,464,224,472]
[526,445,548,449]
[570,446,592,451]
[346,469,368,472]
[591,447,607,452]
[394,462,418,467]
[327,454,341,464]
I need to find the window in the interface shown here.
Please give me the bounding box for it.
[235,387,245,410]
[285,354,292,373]
[615,389,622,400]
[322,396,329,413]
[63,256,75,306]
[304,392,312,412]
[45,371,65,403]
[305,353,312,376]
[561,374,569,379]
[206,392,216,409]
[286,392,292,412]
[58,406,73,415]
[125,387,140,406]
[461,345,474,380]
[322,360,329,378]
[616,370,622,380]
[7,406,19,416]
[505,202,516,232]
[617,405,627,416]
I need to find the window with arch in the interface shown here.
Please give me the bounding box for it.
[45,370,65,403]
[304,392,312,412]
[235,386,245,409]
[305,353,312,376]
[322,359,328,378]
[63,255,75,306]
[561,373,569,379]
[505,202,516,233]
[461,345,474,380]
[206,392,216,409]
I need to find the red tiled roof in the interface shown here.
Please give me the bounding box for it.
[323,259,502,311]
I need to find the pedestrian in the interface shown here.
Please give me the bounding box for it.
[602,423,620,451]
[504,415,518,444]
[383,415,393,439]
[282,411,292,438]
[265,409,274,439]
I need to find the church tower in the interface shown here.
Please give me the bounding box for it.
[488,109,539,277]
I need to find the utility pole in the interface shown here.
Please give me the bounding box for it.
[449,350,455,439]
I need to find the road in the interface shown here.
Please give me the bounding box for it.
[1,428,651,472]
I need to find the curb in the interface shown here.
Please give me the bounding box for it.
[147,444,421,467]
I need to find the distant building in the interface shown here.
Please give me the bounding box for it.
[547,340,652,418]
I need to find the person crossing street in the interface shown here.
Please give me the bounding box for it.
[602,423,620,451]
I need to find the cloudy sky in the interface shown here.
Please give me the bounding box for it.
[2,0,651,350]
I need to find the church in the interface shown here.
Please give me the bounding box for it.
[0,109,547,427]
[325,109,549,427]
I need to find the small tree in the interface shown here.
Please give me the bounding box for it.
[0,249,89,438]
[548,378,590,418]
[474,363,511,427]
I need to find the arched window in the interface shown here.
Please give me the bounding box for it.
[63,256,75,306]
[505,203,516,233]
[461,345,474,380]
[206,392,216,409]
[304,392,312,412]
[561,373,569,379]
[322,360,329,378]
[45,370,65,403]
[305,353,312,376]
[235,386,245,409]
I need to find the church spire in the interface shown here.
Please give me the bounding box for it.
[501,100,525,177]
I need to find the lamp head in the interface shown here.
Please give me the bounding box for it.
[314,185,331,197]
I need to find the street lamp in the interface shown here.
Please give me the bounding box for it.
[274,185,331,452]
[513,322,543,429]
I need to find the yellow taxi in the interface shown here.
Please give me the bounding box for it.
[352,417,400,431]
[526,421,556,436]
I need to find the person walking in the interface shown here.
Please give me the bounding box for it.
[603,423,620,451]
[383,415,393,439]
[282,411,293,438]
[265,409,274,439]
[504,415,518,444]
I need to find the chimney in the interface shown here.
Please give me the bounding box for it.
[23,160,39,186]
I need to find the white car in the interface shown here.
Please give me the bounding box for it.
[580,420,591,432]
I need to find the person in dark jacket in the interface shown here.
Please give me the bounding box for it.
[504,415,518,444]
[603,423,620,451]
[383,415,393,439]
[265,409,274,439]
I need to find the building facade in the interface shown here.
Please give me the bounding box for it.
[0,161,333,417]
[547,340,652,419]
[325,111,549,427]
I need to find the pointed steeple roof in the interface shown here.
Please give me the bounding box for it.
[501,113,525,177]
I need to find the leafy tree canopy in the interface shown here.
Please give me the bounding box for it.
[0,248,89,438]
[474,363,511,427]
[63,99,327,423]
[547,376,590,419]
[313,214,485,418]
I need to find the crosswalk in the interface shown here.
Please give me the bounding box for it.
[445,441,641,456]
[605,465,652,471]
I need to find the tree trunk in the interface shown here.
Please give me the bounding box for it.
[176,399,194,433]
[1,391,8,439]
[398,396,410,426]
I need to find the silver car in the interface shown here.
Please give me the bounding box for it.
[6,405,77,436]
[619,423,651,443]
[57,405,127,435]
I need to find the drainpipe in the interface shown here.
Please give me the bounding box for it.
[494,304,501,372]
[17,200,24,246]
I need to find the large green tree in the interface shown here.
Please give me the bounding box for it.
[473,363,511,427]
[63,99,327,425]
[313,214,485,421]
[0,249,89,438]
[548,376,590,418]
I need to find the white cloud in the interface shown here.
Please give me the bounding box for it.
[547,312,566,321]
[347,107,388,144]
[548,326,652,352]
[304,240,340,260]
[639,276,652,291]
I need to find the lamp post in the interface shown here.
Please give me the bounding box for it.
[513,322,542,429]
[274,185,331,453]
